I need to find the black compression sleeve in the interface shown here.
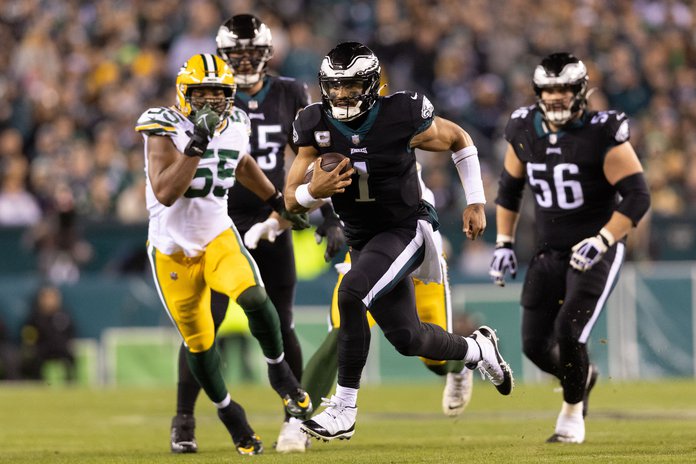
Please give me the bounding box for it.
[614,172,650,225]
[495,169,526,212]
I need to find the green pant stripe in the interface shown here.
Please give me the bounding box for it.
[147,244,186,342]
[228,224,264,287]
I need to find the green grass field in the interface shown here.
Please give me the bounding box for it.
[2,379,696,463]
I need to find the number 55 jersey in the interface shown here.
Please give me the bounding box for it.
[503,105,630,251]
[136,105,251,257]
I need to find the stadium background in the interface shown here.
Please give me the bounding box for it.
[0,0,695,386]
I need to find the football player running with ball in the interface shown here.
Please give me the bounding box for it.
[136,53,311,456]
[285,42,514,442]
[168,15,344,455]
[301,164,474,419]
[489,53,650,444]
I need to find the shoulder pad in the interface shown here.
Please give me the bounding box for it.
[504,105,536,143]
[292,103,323,146]
[588,110,630,144]
[135,107,183,136]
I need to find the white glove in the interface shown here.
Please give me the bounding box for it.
[489,242,517,287]
[243,218,281,249]
[570,228,615,272]
[334,261,351,275]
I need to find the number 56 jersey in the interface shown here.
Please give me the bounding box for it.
[503,105,630,251]
[136,106,251,257]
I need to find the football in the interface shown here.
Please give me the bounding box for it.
[303,152,350,183]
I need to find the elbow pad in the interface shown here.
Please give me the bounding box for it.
[615,172,650,225]
[495,169,525,212]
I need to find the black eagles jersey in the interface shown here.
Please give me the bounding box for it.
[293,91,435,247]
[227,75,310,231]
[503,105,630,250]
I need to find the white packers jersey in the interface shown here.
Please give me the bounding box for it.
[136,106,251,257]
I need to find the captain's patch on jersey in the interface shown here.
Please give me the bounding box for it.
[314,131,331,147]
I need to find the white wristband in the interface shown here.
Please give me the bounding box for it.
[599,227,615,246]
[452,146,486,205]
[295,183,322,209]
[496,234,514,243]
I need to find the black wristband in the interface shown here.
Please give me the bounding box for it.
[183,125,210,157]
[495,241,513,249]
[265,190,285,213]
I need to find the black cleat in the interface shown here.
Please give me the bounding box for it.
[583,364,599,418]
[283,388,313,418]
[170,414,197,453]
[235,434,263,455]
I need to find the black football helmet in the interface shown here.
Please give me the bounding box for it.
[319,42,381,121]
[216,14,273,88]
[533,52,588,126]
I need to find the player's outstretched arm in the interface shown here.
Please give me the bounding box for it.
[411,116,486,240]
[235,155,277,201]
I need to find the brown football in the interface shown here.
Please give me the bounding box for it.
[303,152,350,183]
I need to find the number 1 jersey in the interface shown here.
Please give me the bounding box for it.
[292,92,436,248]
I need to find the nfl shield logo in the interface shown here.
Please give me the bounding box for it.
[351,134,360,145]
[248,100,258,110]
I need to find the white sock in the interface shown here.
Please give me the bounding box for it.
[265,352,285,364]
[462,336,481,364]
[215,393,231,409]
[561,401,583,417]
[335,384,358,407]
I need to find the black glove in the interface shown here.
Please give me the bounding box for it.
[183,104,219,157]
[316,203,346,261]
[265,190,311,230]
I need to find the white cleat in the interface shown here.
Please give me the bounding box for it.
[275,418,308,453]
[442,368,474,417]
[300,395,357,441]
[465,326,514,395]
[547,412,585,444]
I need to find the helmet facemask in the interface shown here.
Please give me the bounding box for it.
[319,42,381,121]
[533,53,588,126]
[187,85,235,120]
[216,15,274,89]
[175,53,237,122]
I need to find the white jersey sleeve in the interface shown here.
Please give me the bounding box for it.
[136,106,250,257]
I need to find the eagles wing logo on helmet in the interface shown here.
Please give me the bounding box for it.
[533,52,589,126]
[175,53,236,121]
[216,14,274,88]
[319,42,381,121]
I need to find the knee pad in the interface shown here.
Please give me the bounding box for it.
[237,285,268,309]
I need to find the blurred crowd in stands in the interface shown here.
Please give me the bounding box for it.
[0,0,694,269]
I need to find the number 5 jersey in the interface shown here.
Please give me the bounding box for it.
[136,105,251,257]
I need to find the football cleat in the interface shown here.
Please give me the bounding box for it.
[170,414,197,453]
[583,364,599,418]
[442,368,474,417]
[465,326,514,395]
[275,419,309,453]
[236,434,263,455]
[547,411,585,444]
[300,395,357,441]
[283,388,313,418]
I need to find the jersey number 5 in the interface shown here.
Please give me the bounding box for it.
[527,162,584,209]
